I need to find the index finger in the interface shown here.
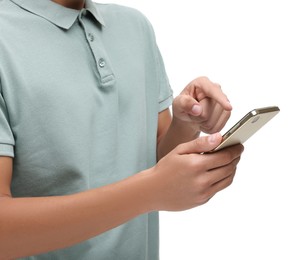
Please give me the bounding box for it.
[202,144,244,171]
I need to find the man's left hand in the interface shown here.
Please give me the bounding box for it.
[172,76,232,134]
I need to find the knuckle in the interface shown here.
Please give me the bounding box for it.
[215,83,222,89]
[201,122,214,132]
[224,174,235,187]
[197,172,214,188]
[198,177,211,188]
[195,192,212,206]
[176,143,184,150]
[188,154,201,169]
[200,76,209,82]
[222,149,235,164]
[194,138,203,148]
[231,165,238,175]
[175,143,186,153]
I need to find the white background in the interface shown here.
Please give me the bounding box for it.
[97,1,298,259]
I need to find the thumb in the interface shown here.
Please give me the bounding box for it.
[176,133,222,154]
[173,95,202,116]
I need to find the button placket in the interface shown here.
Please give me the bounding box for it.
[80,15,115,88]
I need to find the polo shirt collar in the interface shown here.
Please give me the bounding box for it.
[9,0,105,29]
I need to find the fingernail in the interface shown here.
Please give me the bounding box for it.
[208,133,218,143]
[226,100,232,109]
[191,104,202,115]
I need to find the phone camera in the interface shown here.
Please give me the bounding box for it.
[251,116,260,123]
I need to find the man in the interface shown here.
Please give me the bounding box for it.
[0,0,244,259]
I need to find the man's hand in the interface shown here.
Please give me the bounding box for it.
[151,133,244,211]
[172,76,232,134]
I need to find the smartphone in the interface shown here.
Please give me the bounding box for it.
[210,106,280,152]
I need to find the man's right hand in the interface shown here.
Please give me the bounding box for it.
[148,133,244,211]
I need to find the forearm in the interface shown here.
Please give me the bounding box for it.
[157,117,200,160]
[0,170,155,259]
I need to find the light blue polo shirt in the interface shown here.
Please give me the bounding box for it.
[0,0,173,259]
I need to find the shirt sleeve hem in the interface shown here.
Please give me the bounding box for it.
[0,143,15,158]
[159,94,173,112]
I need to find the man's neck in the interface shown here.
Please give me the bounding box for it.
[51,0,85,10]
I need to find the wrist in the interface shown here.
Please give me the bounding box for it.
[131,168,161,213]
[136,167,169,212]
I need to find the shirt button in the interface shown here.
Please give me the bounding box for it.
[98,58,106,68]
[79,9,87,19]
[88,33,94,42]
[82,9,87,16]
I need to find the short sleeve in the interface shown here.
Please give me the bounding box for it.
[0,82,15,157]
[142,14,173,112]
[155,46,173,112]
